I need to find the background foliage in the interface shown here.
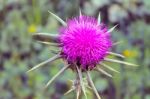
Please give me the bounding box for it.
[0,0,150,99]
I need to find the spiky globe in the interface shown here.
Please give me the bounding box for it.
[60,16,112,70]
[28,11,137,99]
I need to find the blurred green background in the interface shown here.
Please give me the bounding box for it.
[0,0,150,99]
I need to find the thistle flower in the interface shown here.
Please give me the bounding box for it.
[27,10,137,99]
[59,15,112,71]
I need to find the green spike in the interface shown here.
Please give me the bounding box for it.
[76,88,81,99]
[100,63,120,73]
[104,58,138,66]
[76,66,87,99]
[45,64,70,88]
[87,86,92,90]
[48,11,67,26]
[64,87,75,95]
[96,67,112,77]
[79,8,82,17]
[97,12,101,25]
[107,52,125,58]
[32,33,59,43]
[113,41,123,46]
[108,25,118,33]
[37,41,60,47]
[27,54,60,73]
[86,71,102,99]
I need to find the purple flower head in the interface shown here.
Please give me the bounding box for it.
[28,11,137,99]
[60,16,112,70]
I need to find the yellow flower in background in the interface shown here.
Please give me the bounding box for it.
[122,49,137,58]
[27,11,138,99]
[28,24,37,33]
